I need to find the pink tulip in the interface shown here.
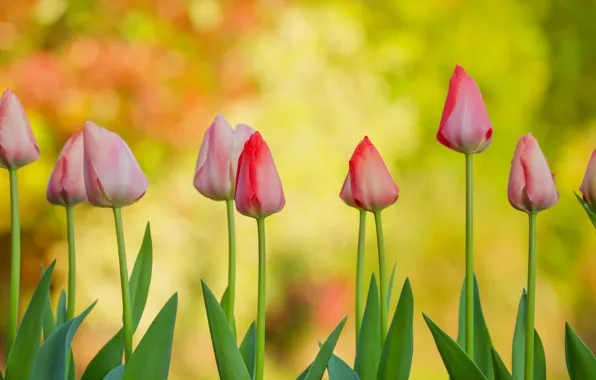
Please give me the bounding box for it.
[437,65,493,154]
[340,137,399,212]
[194,114,255,201]
[580,150,596,208]
[235,131,285,218]
[83,122,148,207]
[47,132,86,206]
[508,133,558,213]
[0,89,40,169]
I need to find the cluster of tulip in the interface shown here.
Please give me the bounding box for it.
[2,62,596,380]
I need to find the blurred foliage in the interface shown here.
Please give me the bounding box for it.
[0,0,595,379]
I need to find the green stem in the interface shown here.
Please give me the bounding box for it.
[66,205,76,321]
[355,210,366,344]
[225,200,236,332]
[256,218,266,380]
[525,212,538,380]
[465,153,474,358]
[113,207,134,362]
[373,211,388,345]
[7,169,20,358]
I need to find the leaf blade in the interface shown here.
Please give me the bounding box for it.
[565,323,596,380]
[354,274,381,380]
[304,316,348,380]
[239,322,257,380]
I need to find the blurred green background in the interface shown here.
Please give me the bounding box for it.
[1,0,595,378]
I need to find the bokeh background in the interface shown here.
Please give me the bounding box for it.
[0,0,595,378]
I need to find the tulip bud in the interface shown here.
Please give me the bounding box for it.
[580,150,596,208]
[83,122,148,207]
[340,137,399,212]
[194,114,255,201]
[507,133,558,213]
[235,131,285,218]
[437,65,493,154]
[0,89,40,169]
[47,132,86,206]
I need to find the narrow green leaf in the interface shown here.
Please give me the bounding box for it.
[377,278,414,380]
[202,281,250,380]
[239,322,257,380]
[123,293,179,380]
[327,353,360,380]
[220,286,237,340]
[455,275,495,379]
[386,262,397,310]
[67,353,75,380]
[129,222,153,331]
[103,365,124,380]
[512,290,526,379]
[296,365,311,380]
[423,313,487,380]
[80,330,124,380]
[575,192,596,228]
[29,301,96,380]
[56,290,67,327]
[534,329,546,380]
[304,316,348,380]
[491,347,513,380]
[354,274,381,380]
[6,261,55,380]
[566,323,596,380]
[40,265,56,341]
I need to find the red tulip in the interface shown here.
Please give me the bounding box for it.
[83,122,149,207]
[508,133,558,213]
[437,65,493,154]
[340,137,399,212]
[47,132,86,206]
[580,149,596,208]
[235,132,285,218]
[194,114,255,201]
[0,89,40,169]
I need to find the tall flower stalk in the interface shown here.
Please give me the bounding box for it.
[225,199,237,329]
[507,133,558,377]
[113,207,134,360]
[436,65,493,357]
[355,210,366,342]
[373,211,388,342]
[0,90,41,356]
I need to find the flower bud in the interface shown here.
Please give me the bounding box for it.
[47,132,86,206]
[0,89,40,169]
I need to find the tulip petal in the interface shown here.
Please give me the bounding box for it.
[47,132,86,206]
[0,90,40,169]
[339,172,356,208]
[580,150,596,207]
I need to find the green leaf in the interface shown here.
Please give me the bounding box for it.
[103,365,124,380]
[511,290,546,379]
[491,347,513,380]
[377,278,414,380]
[566,323,596,380]
[354,274,381,380]
[40,265,56,341]
[129,222,153,331]
[202,281,250,380]
[534,329,546,380]
[220,286,237,340]
[386,262,397,310]
[29,301,96,380]
[327,353,360,380]
[6,261,56,380]
[575,192,596,228]
[81,330,124,380]
[296,365,311,380]
[303,316,348,380]
[239,322,257,380]
[423,313,486,380]
[455,275,495,379]
[123,293,178,380]
[56,290,67,327]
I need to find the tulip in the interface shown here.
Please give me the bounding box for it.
[580,150,596,209]
[194,114,255,201]
[436,65,493,154]
[0,89,40,169]
[83,121,149,208]
[47,132,86,206]
[508,133,558,214]
[342,136,399,212]
[235,131,285,219]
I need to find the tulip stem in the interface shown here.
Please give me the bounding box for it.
[465,153,474,358]
[7,168,20,358]
[113,207,134,362]
[225,199,236,335]
[355,210,366,344]
[373,211,388,345]
[256,218,266,380]
[66,205,76,320]
[525,212,538,380]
